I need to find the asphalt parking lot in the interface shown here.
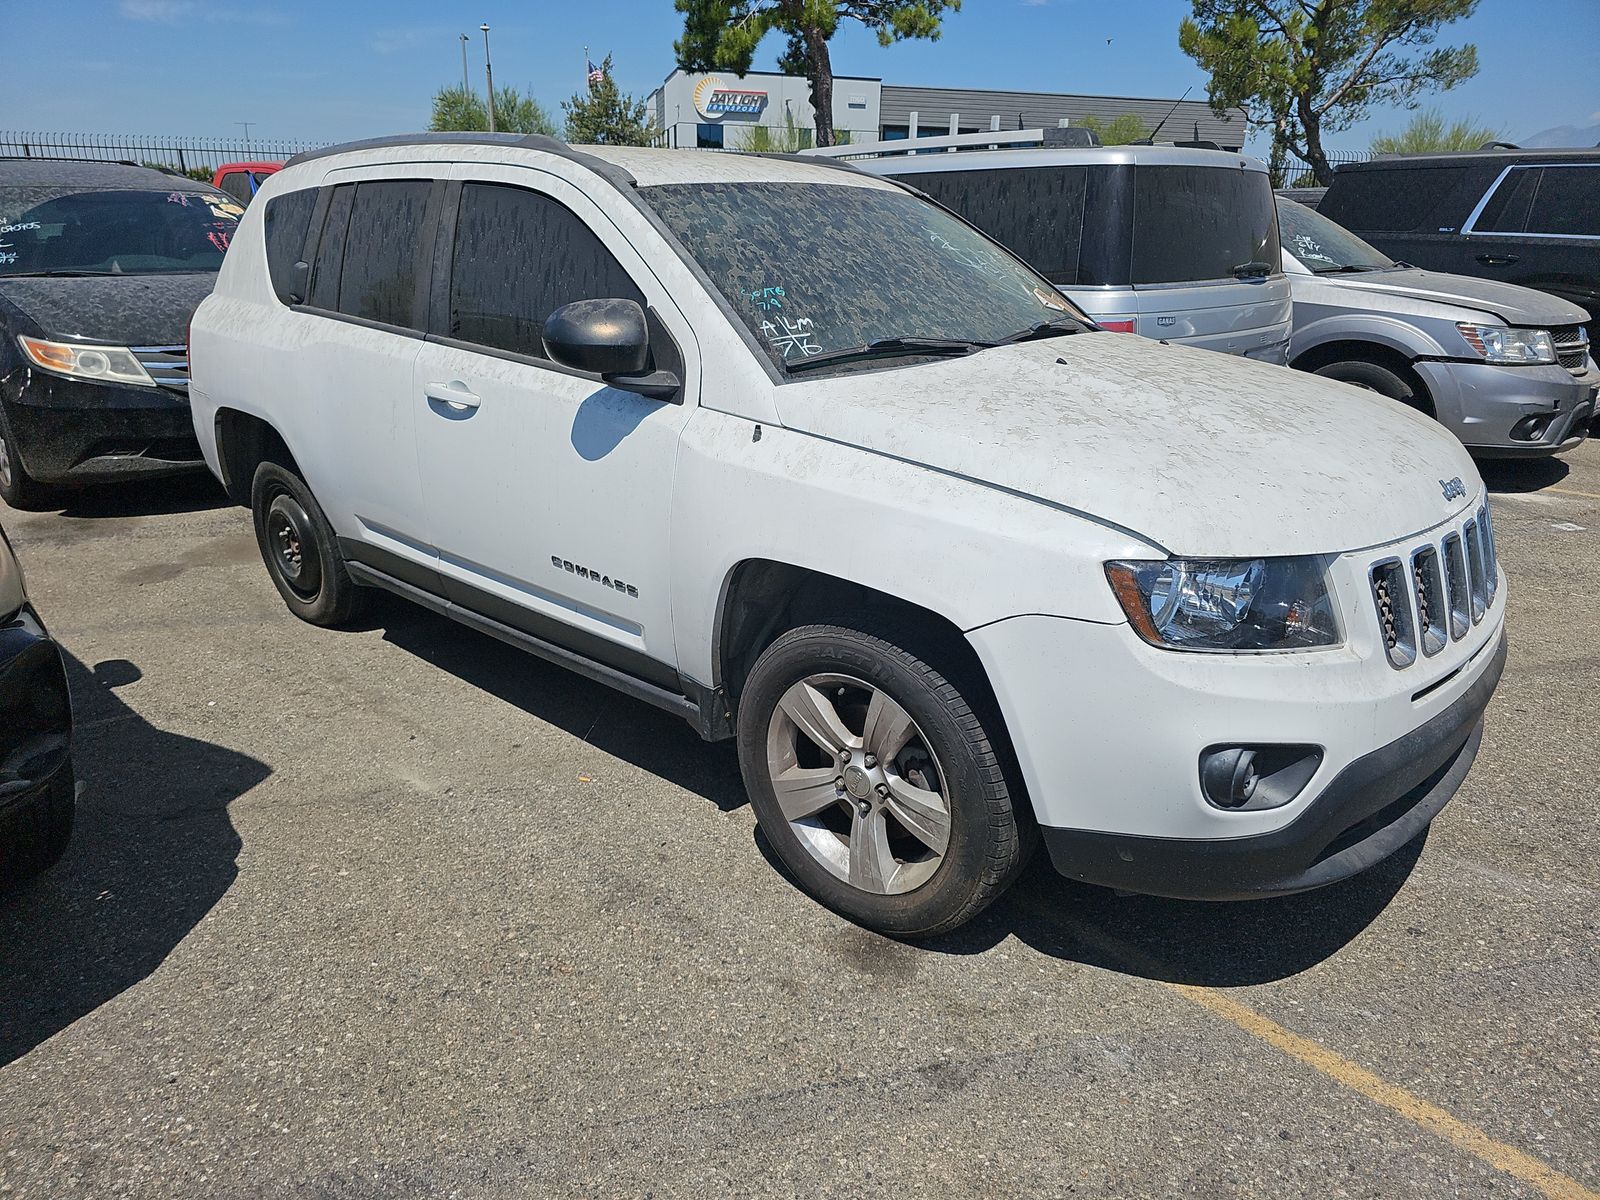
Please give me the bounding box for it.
[1,441,1597,1199]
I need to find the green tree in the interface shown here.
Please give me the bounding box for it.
[674,1,961,148]
[1371,106,1500,154]
[430,84,557,136]
[1078,112,1149,146]
[1179,0,1480,186]
[561,55,659,146]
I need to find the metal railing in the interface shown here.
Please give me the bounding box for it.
[0,131,327,176]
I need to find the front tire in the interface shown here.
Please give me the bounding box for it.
[0,407,54,511]
[1313,359,1429,414]
[250,461,364,626]
[737,624,1029,936]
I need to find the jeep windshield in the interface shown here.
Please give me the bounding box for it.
[641,180,1090,373]
[0,188,243,277]
[1276,198,1395,274]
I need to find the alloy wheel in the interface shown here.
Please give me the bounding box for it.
[764,672,952,895]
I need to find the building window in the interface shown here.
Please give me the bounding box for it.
[696,124,724,149]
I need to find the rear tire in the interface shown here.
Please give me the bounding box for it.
[737,624,1029,936]
[250,461,364,626]
[0,407,54,511]
[1313,359,1429,414]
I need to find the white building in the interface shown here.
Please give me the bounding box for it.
[648,69,883,150]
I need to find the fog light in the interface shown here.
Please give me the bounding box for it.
[1199,744,1323,812]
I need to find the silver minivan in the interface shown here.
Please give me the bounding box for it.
[814,135,1292,363]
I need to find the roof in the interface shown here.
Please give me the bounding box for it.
[1342,147,1600,171]
[283,133,896,191]
[0,159,213,191]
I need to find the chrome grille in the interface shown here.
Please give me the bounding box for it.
[1550,325,1590,373]
[130,345,189,391]
[1371,506,1497,669]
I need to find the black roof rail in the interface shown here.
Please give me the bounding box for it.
[0,155,144,167]
[281,131,638,191]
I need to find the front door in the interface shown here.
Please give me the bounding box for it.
[410,166,698,686]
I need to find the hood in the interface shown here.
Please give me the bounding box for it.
[0,272,217,345]
[1309,266,1589,327]
[773,334,1481,558]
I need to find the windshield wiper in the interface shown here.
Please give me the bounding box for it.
[1311,263,1385,275]
[994,319,1086,345]
[783,336,989,374]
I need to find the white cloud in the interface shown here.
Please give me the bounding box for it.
[118,0,193,20]
[118,0,288,25]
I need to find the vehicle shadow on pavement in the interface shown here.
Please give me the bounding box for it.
[1477,456,1571,494]
[915,837,1424,985]
[30,471,229,520]
[0,653,269,1068]
[369,593,749,812]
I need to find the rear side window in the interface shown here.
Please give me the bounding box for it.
[1326,166,1470,232]
[907,167,1087,286]
[217,171,253,205]
[262,187,316,305]
[1130,165,1280,284]
[446,182,643,358]
[1525,166,1600,237]
[337,181,431,327]
[307,185,353,310]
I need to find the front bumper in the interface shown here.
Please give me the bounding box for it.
[0,604,74,883]
[1415,358,1598,456]
[1,365,203,484]
[1040,633,1503,899]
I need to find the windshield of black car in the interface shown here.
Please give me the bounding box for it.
[0,188,243,277]
[640,180,1090,372]
[1276,198,1393,273]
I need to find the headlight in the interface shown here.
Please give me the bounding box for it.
[1456,323,1556,365]
[17,335,155,387]
[1105,557,1341,651]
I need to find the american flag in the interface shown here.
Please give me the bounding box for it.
[587,59,605,85]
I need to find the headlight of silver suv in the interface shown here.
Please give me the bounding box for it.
[17,335,156,387]
[1456,323,1556,365]
[1105,557,1341,651]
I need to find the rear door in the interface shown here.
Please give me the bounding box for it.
[291,165,445,587]
[1464,163,1600,321]
[1128,163,1291,361]
[409,164,698,685]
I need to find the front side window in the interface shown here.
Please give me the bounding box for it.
[0,187,242,277]
[1473,166,1539,233]
[447,182,644,358]
[642,180,1088,373]
[1276,198,1394,273]
[1131,165,1280,285]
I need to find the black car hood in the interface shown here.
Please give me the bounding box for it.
[0,272,217,345]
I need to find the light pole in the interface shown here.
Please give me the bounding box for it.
[235,121,254,148]
[459,34,470,95]
[480,23,496,133]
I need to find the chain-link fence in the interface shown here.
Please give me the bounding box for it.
[0,131,327,178]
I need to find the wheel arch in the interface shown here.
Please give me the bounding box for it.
[1291,339,1436,417]
[213,407,302,505]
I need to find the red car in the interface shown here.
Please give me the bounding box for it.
[211,160,281,205]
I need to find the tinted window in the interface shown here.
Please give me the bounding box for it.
[1473,167,1539,233]
[447,182,644,358]
[1131,165,1280,284]
[1525,166,1600,237]
[0,187,241,277]
[217,172,253,205]
[643,181,1090,373]
[1326,165,1471,231]
[336,180,431,327]
[307,184,353,310]
[263,187,317,305]
[908,167,1087,285]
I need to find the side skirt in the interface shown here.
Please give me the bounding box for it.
[343,559,733,742]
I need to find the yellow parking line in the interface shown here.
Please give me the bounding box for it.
[1544,487,1600,501]
[1054,917,1598,1200]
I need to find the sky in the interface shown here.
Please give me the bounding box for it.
[1,0,1596,153]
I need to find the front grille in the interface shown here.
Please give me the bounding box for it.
[1370,506,1498,669]
[1550,324,1591,373]
[130,345,189,391]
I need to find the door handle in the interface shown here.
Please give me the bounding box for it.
[1476,254,1519,266]
[425,380,480,411]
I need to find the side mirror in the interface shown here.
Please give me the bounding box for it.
[543,298,681,401]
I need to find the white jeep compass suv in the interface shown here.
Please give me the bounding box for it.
[188,134,1507,935]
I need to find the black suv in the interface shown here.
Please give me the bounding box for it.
[1319,149,1600,338]
[0,160,243,508]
